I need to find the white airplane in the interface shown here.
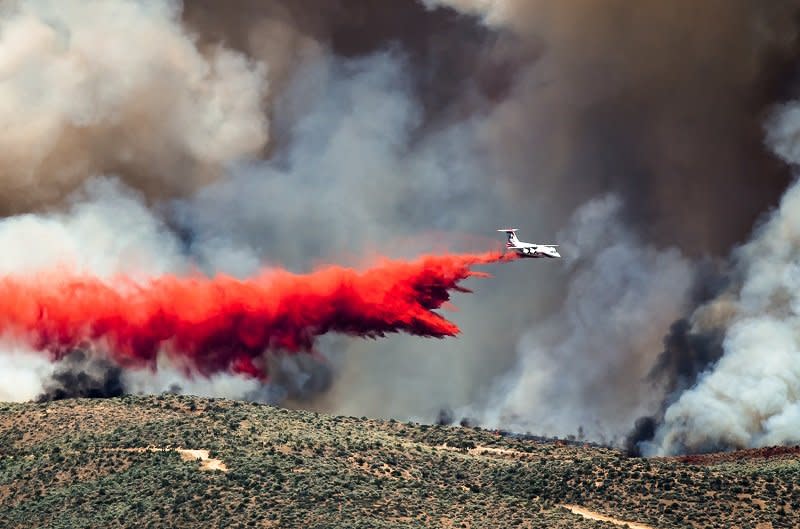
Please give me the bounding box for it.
[497,228,560,258]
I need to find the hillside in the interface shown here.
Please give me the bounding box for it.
[0,395,797,528]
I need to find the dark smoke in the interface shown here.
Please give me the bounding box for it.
[625,263,730,455]
[466,0,800,255]
[651,320,726,397]
[183,0,525,131]
[651,260,732,392]
[436,408,454,426]
[625,417,656,456]
[37,350,124,402]
[245,354,335,404]
[625,320,727,455]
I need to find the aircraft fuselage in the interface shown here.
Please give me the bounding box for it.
[510,244,560,258]
[497,229,561,258]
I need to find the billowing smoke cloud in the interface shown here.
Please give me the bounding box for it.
[1,0,800,458]
[427,0,799,254]
[168,49,542,420]
[463,196,693,443]
[407,0,800,451]
[0,0,267,213]
[639,99,800,455]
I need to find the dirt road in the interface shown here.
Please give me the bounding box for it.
[562,504,657,529]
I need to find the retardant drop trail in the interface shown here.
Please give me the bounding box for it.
[0,252,513,377]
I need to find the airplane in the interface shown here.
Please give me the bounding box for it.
[497,228,561,258]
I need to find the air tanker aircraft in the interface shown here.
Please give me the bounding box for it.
[497,228,561,258]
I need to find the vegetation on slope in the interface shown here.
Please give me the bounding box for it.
[0,395,797,528]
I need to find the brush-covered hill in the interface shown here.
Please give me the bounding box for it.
[1,395,797,528]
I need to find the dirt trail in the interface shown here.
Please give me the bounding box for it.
[433,444,530,458]
[175,449,228,472]
[562,505,657,529]
[467,445,524,457]
[108,447,228,472]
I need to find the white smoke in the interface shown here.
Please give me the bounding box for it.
[0,346,55,401]
[473,195,694,443]
[0,0,267,212]
[122,360,262,402]
[644,101,800,455]
[0,178,185,278]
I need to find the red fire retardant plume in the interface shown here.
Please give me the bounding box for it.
[0,252,512,377]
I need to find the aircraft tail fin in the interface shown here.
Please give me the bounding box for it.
[497,228,520,247]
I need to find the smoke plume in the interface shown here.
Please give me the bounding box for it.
[36,350,124,401]
[1,0,800,457]
[416,0,800,451]
[427,0,799,254]
[465,195,694,443]
[638,99,800,454]
[0,0,267,213]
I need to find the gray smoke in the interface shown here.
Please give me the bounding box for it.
[462,195,693,443]
[640,100,800,454]
[2,0,800,457]
[169,1,800,432]
[422,0,512,27]
[170,50,533,419]
[625,276,729,455]
[415,0,800,450]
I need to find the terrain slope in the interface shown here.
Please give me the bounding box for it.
[1,395,797,528]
